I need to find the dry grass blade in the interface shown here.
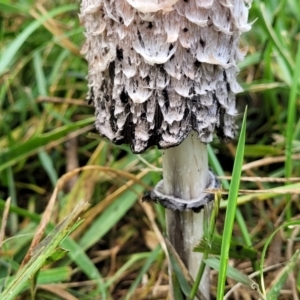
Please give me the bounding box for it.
[139,200,168,259]
[65,137,79,191]
[206,187,300,195]
[0,197,11,249]
[286,226,300,300]
[45,126,94,151]
[58,165,151,190]
[37,96,90,107]
[30,4,80,55]
[242,154,300,171]
[38,285,79,300]
[219,176,300,183]
[238,188,300,194]
[72,168,150,238]
[20,186,59,267]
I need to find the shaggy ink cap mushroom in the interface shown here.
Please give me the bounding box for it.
[80,0,251,154]
[80,0,252,211]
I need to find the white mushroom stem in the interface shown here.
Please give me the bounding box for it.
[163,131,210,299]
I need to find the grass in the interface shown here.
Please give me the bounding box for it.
[0,0,300,299]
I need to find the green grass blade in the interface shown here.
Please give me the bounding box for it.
[79,174,152,250]
[288,0,300,17]
[0,4,77,75]
[194,234,257,260]
[38,150,58,188]
[48,49,70,85]
[284,38,300,220]
[6,167,18,234]
[37,266,71,284]
[266,250,300,300]
[104,253,150,288]
[206,257,258,289]
[61,238,108,299]
[260,220,300,295]
[172,272,185,300]
[3,267,72,288]
[208,145,252,248]
[33,52,48,97]
[0,201,89,300]
[0,199,41,222]
[0,1,29,13]
[0,117,94,172]
[217,107,247,299]
[126,246,162,299]
[258,2,294,73]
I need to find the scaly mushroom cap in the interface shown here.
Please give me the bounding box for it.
[80,0,251,153]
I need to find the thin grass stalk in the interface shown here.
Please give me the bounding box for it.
[284,39,300,221]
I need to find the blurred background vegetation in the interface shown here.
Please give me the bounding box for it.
[0,0,300,299]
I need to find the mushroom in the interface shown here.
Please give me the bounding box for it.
[80,0,251,298]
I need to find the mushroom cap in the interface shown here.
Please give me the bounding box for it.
[80,0,251,153]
